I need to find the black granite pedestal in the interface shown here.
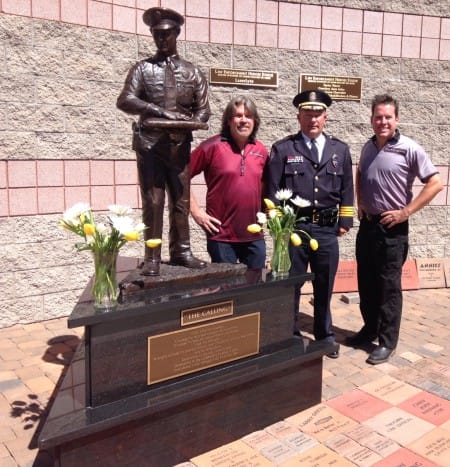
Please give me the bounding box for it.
[39,259,335,466]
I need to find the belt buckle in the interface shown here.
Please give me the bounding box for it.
[366,214,373,221]
[312,212,320,224]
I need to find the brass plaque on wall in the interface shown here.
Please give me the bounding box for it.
[181,300,233,326]
[300,74,362,101]
[148,313,260,385]
[210,67,278,88]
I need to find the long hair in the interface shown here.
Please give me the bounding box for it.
[221,95,261,140]
[371,94,399,117]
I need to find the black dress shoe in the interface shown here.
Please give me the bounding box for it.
[366,345,395,365]
[345,331,377,346]
[169,254,207,269]
[293,330,302,338]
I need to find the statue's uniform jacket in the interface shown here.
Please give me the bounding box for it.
[117,55,210,151]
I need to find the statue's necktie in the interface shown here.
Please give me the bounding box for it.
[164,58,177,110]
[310,138,319,163]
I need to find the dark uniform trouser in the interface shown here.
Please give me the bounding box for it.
[290,223,339,342]
[356,219,409,349]
[136,133,192,263]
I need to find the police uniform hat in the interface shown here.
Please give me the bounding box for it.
[293,90,332,110]
[143,7,184,30]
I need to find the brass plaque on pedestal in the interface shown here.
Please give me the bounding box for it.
[148,313,260,385]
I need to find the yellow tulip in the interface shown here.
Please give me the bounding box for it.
[263,198,276,209]
[290,233,302,246]
[124,231,140,241]
[310,239,319,251]
[83,223,95,236]
[145,238,162,248]
[247,223,262,234]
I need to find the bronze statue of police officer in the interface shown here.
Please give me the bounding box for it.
[117,7,210,276]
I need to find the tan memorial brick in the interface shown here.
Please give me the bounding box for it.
[285,404,358,442]
[259,440,299,464]
[280,432,319,454]
[242,430,278,449]
[371,447,437,467]
[324,433,363,456]
[416,258,446,288]
[363,407,435,446]
[265,421,301,439]
[278,444,355,466]
[407,427,450,466]
[359,375,422,405]
[351,429,400,458]
[190,440,273,467]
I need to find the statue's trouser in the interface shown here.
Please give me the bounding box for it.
[136,132,194,272]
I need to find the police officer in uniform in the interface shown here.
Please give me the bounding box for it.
[265,90,354,358]
[117,7,210,276]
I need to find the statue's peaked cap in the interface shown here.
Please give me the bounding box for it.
[143,7,184,30]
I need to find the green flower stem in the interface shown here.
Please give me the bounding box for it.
[92,249,118,310]
[270,229,291,277]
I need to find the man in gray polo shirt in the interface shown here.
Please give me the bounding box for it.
[348,94,442,364]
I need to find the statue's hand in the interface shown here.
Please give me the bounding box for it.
[160,110,192,121]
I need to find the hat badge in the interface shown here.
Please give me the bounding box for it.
[309,92,317,101]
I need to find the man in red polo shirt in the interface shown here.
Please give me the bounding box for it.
[190,96,268,268]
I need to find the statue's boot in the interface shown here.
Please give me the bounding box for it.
[141,242,161,276]
[168,164,206,269]
[141,207,163,276]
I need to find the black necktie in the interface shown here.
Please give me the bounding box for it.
[164,57,177,108]
[310,139,319,163]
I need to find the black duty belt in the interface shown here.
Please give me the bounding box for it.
[300,207,338,227]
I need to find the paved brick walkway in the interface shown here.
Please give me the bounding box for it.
[0,289,449,466]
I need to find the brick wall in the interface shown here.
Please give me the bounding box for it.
[0,0,449,327]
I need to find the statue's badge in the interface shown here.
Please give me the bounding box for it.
[309,91,317,101]
[331,154,339,167]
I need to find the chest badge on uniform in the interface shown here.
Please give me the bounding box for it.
[287,154,303,163]
[331,154,339,167]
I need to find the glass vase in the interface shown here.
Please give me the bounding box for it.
[270,230,292,277]
[92,249,118,311]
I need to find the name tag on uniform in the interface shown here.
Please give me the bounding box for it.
[287,155,303,163]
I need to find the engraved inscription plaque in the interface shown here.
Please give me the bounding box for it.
[148,313,260,384]
[210,67,278,88]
